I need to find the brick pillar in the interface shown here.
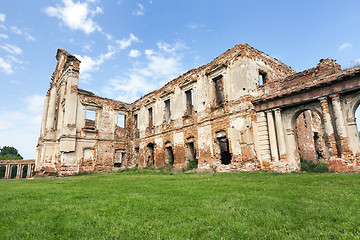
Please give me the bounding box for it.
[274,108,287,161]
[266,110,279,162]
[330,94,350,158]
[319,97,338,158]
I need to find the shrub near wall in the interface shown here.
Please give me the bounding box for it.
[300,159,329,173]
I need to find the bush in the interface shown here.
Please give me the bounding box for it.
[187,159,198,170]
[300,159,329,173]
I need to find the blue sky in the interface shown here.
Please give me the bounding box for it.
[0,0,359,158]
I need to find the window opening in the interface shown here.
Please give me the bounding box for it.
[216,131,232,165]
[259,71,267,85]
[134,114,138,129]
[114,150,125,167]
[117,114,125,128]
[85,109,96,129]
[165,99,171,123]
[165,146,174,166]
[148,107,153,128]
[187,142,196,160]
[146,143,155,166]
[185,89,194,115]
[213,75,225,105]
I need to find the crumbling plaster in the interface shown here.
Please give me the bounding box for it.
[36,44,360,175]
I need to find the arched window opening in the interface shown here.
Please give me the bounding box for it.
[295,110,326,163]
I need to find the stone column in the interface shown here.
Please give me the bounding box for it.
[4,164,10,179]
[285,128,298,163]
[274,108,287,161]
[45,86,57,136]
[346,117,360,154]
[266,110,279,162]
[16,164,22,179]
[40,94,50,137]
[26,164,33,178]
[330,94,350,157]
[319,97,338,158]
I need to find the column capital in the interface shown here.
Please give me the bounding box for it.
[274,108,281,112]
[265,109,273,114]
[318,96,328,102]
[329,94,340,100]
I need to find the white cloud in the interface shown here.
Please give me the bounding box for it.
[24,32,35,41]
[0,44,22,55]
[102,40,186,102]
[0,57,13,75]
[157,41,187,53]
[129,49,141,58]
[116,33,140,50]
[44,0,103,34]
[354,58,360,66]
[0,34,8,39]
[73,33,139,83]
[75,47,116,82]
[145,49,154,56]
[10,26,22,35]
[26,95,45,113]
[133,3,145,16]
[0,13,5,22]
[339,43,352,51]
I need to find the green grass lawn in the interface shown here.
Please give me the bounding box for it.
[0,170,359,239]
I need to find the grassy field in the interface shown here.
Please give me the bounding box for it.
[0,170,359,239]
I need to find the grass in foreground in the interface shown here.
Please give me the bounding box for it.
[0,170,359,239]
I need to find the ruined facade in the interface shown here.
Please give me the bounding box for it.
[36,44,360,175]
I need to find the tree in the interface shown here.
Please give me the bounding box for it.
[0,146,23,160]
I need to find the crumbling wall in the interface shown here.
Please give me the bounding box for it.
[37,44,360,175]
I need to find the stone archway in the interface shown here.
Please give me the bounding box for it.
[0,165,6,179]
[10,165,17,179]
[22,165,28,178]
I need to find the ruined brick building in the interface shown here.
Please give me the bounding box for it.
[35,44,360,175]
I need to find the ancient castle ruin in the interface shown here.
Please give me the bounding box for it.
[35,44,360,175]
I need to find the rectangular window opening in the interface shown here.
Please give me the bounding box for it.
[259,71,267,85]
[213,75,225,105]
[185,89,193,115]
[165,99,171,123]
[85,109,96,129]
[117,114,125,128]
[148,107,153,128]
[134,114,138,129]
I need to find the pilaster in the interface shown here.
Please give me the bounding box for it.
[274,108,287,161]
